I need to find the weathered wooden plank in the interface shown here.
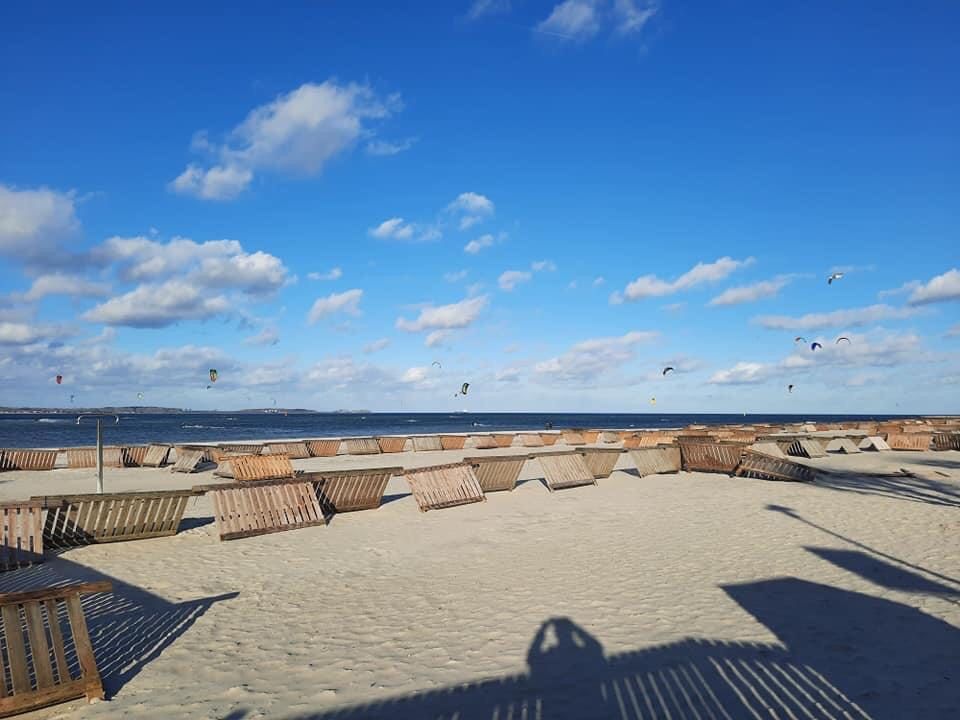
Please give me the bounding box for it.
[403,463,485,511]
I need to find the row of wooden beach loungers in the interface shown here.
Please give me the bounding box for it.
[0,422,956,717]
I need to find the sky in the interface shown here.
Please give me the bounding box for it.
[0,0,958,413]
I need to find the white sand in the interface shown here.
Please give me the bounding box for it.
[2,447,958,719]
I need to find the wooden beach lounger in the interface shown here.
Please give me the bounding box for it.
[32,490,199,547]
[302,467,402,514]
[0,502,44,572]
[786,439,827,459]
[0,581,112,716]
[734,450,816,483]
[679,440,747,474]
[65,447,124,469]
[140,444,171,467]
[464,455,527,493]
[825,438,861,454]
[204,479,327,541]
[535,451,596,491]
[0,449,58,472]
[402,463,485,511]
[628,447,681,477]
[576,447,624,479]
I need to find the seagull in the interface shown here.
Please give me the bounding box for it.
[828,272,844,285]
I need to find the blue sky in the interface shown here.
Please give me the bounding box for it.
[1,0,958,412]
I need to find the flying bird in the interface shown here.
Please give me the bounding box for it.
[827,272,844,284]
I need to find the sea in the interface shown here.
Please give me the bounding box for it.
[0,412,908,449]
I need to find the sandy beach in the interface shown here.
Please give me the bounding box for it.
[0,442,957,720]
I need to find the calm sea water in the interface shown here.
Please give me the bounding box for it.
[0,412,907,449]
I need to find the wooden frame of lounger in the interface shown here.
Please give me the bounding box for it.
[628,447,681,477]
[678,441,747,474]
[0,581,112,716]
[264,441,310,459]
[307,439,342,457]
[32,489,200,547]
[300,467,403,514]
[786,439,827,459]
[342,437,382,455]
[402,463,486,511]
[65,447,124,469]
[464,455,527,493]
[0,449,58,472]
[533,451,596,491]
[575,447,624,479]
[885,432,932,451]
[0,502,44,572]
[203,478,327,541]
[734,450,817,483]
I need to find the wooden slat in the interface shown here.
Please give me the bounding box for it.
[629,447,682,477]
[537,453,596,491]
[403,463,486,511]
[306,439,341,457]
[465,456,527,493]
[577,447,623,479]
[206,480,326,541]
[342,438,381,455]
[302,467,402,514]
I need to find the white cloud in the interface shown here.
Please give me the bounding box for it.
[169,80,400,200]
[425,329,452,347]
[365,137,417,156]
[444,270,468,283]
[907,268,960,305]
[83,280,230,328]
[307,288,363,324]
[532,259,557,272]
[468,0,511,19]
[754,304,919,330]
[593,276,605,286]
[0,185,79,260]
[709,276,792,306]
[499,270,532,291]
[307,267,343,281]
[0,321,72,346]
[536,0,601,40]
[613,257,752,303]
[396,295,488,332]
[362,338,390,354]
[464,233,495,254]
[20,274,110,302]
[244,326,280,346]
[708,362,773,385]
[534,330,658,383]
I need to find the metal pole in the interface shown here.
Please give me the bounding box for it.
[96,418,104,494]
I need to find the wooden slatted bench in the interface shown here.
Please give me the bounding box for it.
[679,441,747,474]
[0,449,58,472]
[342,437,381,455]
[230,454,295,482]
[301,467,402,514]
[576,447,624,479]
[32,490,199,547]
[376,437,407,453]
[535,451,596,491]
[307,439,341,457]
[411,436,443,452]
[201,479,327,541]
[628,447,681,477]
[264,442,310,459]
[402,463,486,511]
[464,455,527,493]
[0,581,112,716]
[140,444,171,467]
[734,450,817,483]
[0,502,44,572]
